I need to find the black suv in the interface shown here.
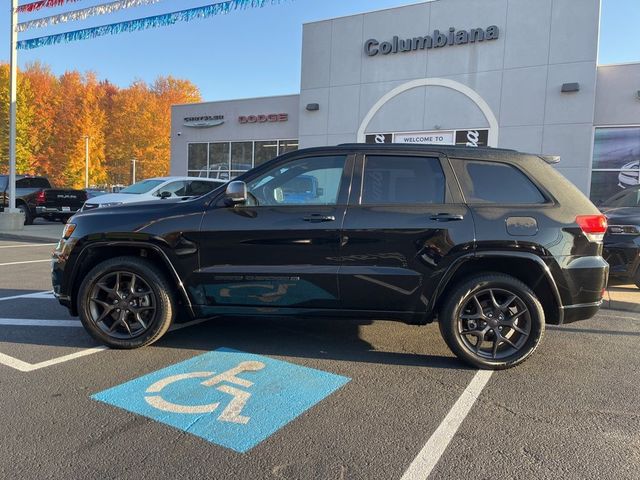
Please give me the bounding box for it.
[52,145,609,369]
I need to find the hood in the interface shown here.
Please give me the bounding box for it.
[602,207,640,225]
[85,193,149,205]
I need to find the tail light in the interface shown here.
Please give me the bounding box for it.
[35,190,46,205]
[576,214,607,243]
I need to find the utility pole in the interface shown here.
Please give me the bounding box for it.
[0,0,21,230]
[131,159,137,184]
[85,136,90,188]
[8,0,17,210]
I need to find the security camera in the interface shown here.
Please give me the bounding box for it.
[177,132,182,136]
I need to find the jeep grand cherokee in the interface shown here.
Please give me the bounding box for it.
[52,144,609,370]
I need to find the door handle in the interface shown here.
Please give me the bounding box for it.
[303,214,336,223]
[430,213,464,222]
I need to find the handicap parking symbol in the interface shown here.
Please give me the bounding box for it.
[92,348,350,453]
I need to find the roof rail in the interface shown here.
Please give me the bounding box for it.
[540,155,561,164]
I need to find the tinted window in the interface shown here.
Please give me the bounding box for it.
[361,155,445,205]
[247,156,346,206]
[452,160,546,204]
[0,177,7,191]
[187,181,220,196]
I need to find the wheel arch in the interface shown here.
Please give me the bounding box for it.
[431,252,564,325]
[68,241,194,319]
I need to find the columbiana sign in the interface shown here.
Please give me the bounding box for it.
[364,26,500,57]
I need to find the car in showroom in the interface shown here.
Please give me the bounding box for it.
[81,176,226,211]
[601,185,640,288]
[52,144,609,370]
[618,160,639,188]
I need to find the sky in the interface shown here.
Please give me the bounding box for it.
[1,0,638,101]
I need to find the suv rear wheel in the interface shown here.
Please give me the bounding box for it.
[439,273,545,370]
[78,256,175,349]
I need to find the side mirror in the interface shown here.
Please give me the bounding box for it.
[225,181,248,205]
[159,191,172,199]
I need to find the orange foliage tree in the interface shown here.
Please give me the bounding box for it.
[0,63,201,188]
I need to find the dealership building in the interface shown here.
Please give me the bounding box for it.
[170,0,640,202]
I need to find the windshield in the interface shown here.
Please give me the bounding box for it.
[119,180,165,195]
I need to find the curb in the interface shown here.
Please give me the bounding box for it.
[0,233,59,243]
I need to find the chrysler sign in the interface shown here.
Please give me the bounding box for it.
[183,115,225,128]
[365,26,499,57]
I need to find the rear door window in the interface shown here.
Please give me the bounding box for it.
[361,155,445,205]
[451,159,546,204]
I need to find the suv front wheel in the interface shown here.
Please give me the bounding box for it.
[439,273,545,370]
[78,256,175,349]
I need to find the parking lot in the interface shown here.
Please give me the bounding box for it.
[0,238,639,480]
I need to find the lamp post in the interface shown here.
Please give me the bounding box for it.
[84,136,90,188]
[0,0,22,230]
[131,158,137,184]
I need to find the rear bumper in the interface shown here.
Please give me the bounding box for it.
[552,255,609,324]
[560,300,603,324]
[36,206,80,216]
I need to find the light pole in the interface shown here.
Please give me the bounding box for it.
[131,158,137,184]
[84,136,90,188]
[0,0,21,230]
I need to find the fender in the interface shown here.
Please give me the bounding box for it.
[428,251,564,323]
[68,240,195,318]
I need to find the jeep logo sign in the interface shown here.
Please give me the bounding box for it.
[365,26,499,57]
[239,113,289,124]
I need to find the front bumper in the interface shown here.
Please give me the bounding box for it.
[604,238,640,281]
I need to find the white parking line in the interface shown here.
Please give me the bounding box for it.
[0,259,50,267]
[0,347,108,372]
[0,318,82,327]
[0,291,54,302]
[400,370,494,480]
[0,243,56,249]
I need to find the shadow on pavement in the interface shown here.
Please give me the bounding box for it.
[161,315,466,370]
[548,325,640,337]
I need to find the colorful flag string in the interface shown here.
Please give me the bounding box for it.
[18,0,165,32]
[17,0,82,14]
[18,0,288,50]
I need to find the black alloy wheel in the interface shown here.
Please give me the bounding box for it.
[78,256,175,349]
[439,273,545,370]
[88,271,157,339]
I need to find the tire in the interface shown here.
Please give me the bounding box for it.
[78,256,175,349]
[634,270,640,290]
[17,203,33,225]
[439,273,545,370]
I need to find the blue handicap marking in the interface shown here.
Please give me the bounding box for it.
[92,348,350,453]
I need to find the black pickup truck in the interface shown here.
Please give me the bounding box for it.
[0,175,87,225]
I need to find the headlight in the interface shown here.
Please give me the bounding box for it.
[608,225,640,235]
[62,223,76,239]
[100,202,124,208]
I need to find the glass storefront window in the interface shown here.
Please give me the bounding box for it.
[591,127,640,204]
[254,141,279,167]
[188,143,207,172]
[231,142,254,172]
[278,140,299,155]
[187,140,298,179]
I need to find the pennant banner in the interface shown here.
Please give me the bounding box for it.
[18,0,287,50]
[17,0,82,14]
[18,0,165,32]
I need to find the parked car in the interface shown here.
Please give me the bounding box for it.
[0,175,87,225]
[81,177,226,211]
[601,185,640,288]
[52,144,609,370]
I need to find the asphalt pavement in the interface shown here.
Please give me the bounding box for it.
[0,239,638,480]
